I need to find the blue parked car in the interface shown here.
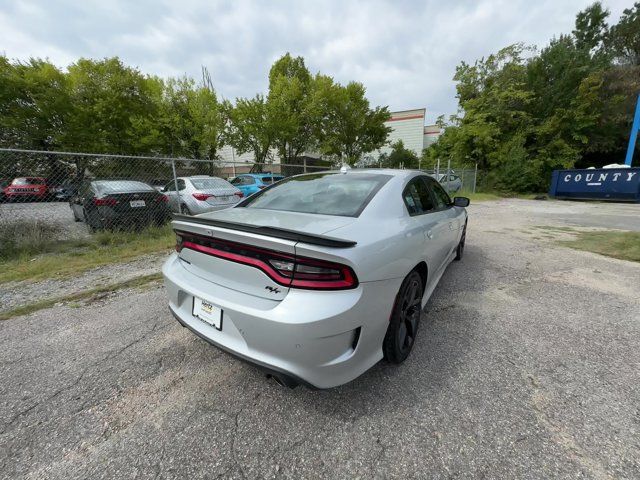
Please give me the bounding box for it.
[230,173,285,197]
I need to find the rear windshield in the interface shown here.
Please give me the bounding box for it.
[260,175,284,185]
[12,177,44,185]
[190,178,233,190]
[240,172,391,217]
[93,180,154,194]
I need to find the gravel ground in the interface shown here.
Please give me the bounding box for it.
[0,199,639,479]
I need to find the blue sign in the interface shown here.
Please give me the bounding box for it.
[549,168,640,202]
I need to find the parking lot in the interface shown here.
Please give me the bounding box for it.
[1,199,639,479]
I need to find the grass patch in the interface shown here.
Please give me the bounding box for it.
[454,190,549,202]
[0,220,66,259]
[455,191,504,202]
[0,223,174,284]
[560,231,640,263]
[0,273,163,320]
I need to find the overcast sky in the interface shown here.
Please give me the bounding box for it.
[0,0,631,124]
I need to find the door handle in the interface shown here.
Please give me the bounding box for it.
[449,223,454,230]
[425,230,434,239]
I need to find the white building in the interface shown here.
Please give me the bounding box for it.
[376,108,426,158]
[423,124,442,149]
[370,108,442,161]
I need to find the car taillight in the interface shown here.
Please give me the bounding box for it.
[93,197,118,206]
[193,193,214,201]
[267,257,356,289]
[156,194,168,203]
[234,191,244,198]
[174,230,358,290]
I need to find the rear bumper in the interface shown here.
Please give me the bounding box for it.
[189,201,238,215]
[162,253,401,388]
[169,306,312,388]
[4,191,48,199]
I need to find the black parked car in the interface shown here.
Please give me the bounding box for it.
[69,179,171,231]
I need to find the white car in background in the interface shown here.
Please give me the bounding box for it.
[162,176,243,215]
[162,169,469,388]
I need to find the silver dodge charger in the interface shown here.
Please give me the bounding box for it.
[162,169,469,388]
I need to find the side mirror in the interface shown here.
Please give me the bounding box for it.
[453,196,470,207]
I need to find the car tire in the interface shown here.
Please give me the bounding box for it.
[83,209,99,232]
[455,222,467,261]
[383,270,423,364]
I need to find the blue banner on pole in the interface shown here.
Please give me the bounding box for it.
[624,93,640,167]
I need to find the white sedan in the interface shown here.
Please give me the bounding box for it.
[162,169,469,388]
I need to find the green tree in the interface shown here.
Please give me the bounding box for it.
[573,2,610,52]
[312,75,391,165]
[267,53,316,165]
[0,57,71,179]
[0,58,70,150]
[63,57,157,154]
[425,2,640,191]
[608,2,640,65]
[226,94,274,171]
[381,140,419,169]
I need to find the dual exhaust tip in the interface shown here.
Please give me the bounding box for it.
[267,373,299,389]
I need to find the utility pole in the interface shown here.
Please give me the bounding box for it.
[231,147,236,177]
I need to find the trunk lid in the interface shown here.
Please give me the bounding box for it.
[197,207,355,234]
[173,208,356,300]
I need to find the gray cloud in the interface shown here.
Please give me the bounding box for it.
[0,0,630,123]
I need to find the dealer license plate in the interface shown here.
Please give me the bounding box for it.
[129,200,146,208]
[192,297,222,330]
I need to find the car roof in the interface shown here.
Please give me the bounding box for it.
[179,176,226,180]
[300,169,418,179]
[239,173,284,177]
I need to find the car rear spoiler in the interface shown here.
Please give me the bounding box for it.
[171,214,357,248]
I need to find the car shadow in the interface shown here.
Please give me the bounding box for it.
[274,242,489,419]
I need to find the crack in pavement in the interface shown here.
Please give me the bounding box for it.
[1,319,166,434]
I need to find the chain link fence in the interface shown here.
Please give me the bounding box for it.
[0,148,332,241]
[0,148,479,247]
[420,167,479,195]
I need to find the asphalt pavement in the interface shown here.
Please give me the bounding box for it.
[1,199,639,479]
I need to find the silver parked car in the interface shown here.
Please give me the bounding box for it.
[162,169,469,388]
[431,173,462,193]
[162,176,243,215]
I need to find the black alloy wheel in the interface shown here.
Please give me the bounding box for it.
[383,270,423,363]
[455,222,467,261]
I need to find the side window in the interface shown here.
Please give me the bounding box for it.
[164,182,175,192]
[403,177,435,215]
[230,177,241,185]
[177,179,186,191]
[242,177,255,185]
[427,178,452,209]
